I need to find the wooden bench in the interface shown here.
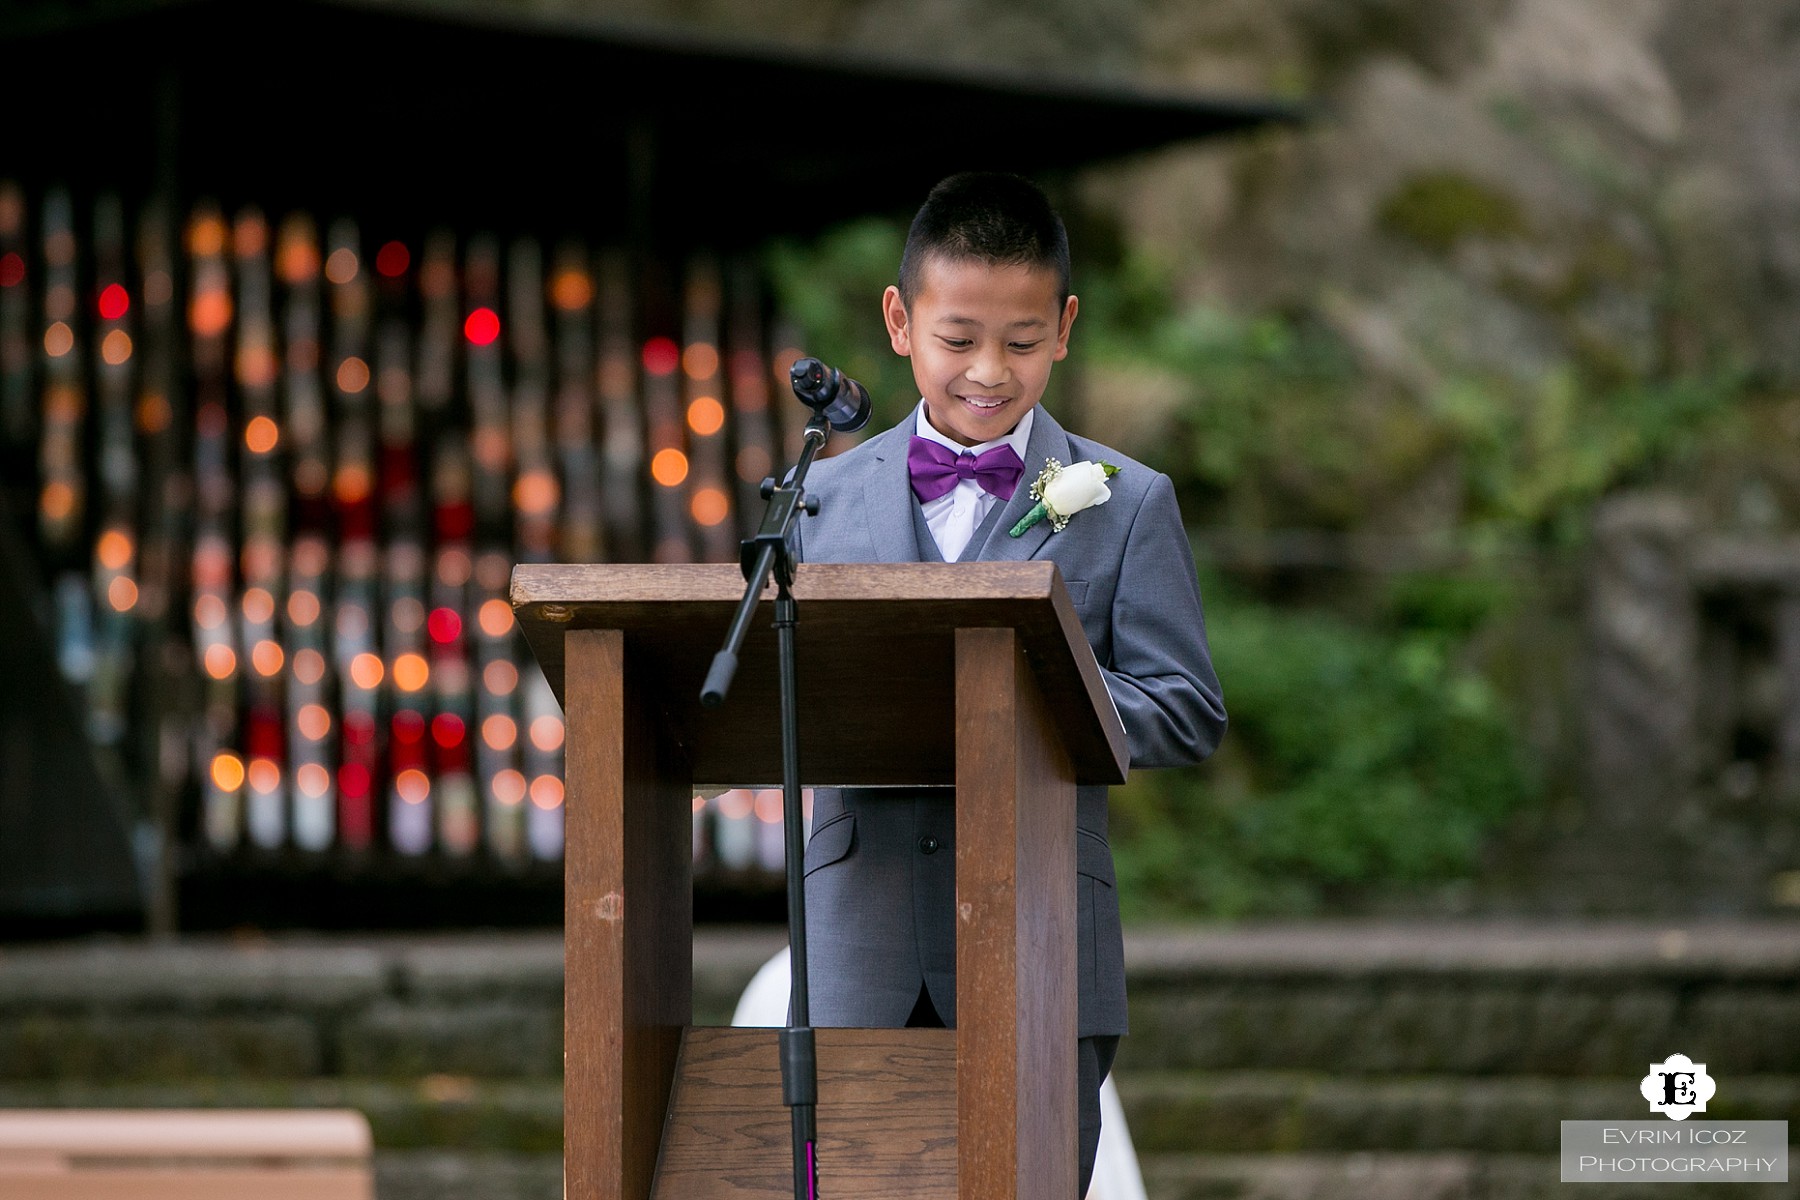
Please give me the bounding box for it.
[0,1109,374,1200]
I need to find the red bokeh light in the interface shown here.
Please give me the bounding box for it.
[339,762,371,798]
[641,336,680,376]
[392,709,426,743]
[431,713,466,749]
[375,240,410,278]
[0,253,22,288]
[98,283,130,320]
[464,306,501,346]
[427,606,463,644]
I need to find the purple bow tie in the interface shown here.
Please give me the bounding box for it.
[907,436,1025,503]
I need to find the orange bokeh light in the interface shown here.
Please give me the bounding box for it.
[493,769,527,807]
[529,775,565,811]
[203,643,238,680]
[296,763,331,799]
[297,703,332,741]
[393,652,430,692]
[529,716,565,753]
[349,652,385,690]
[482,714,517,751]
[96,529,133,570]
[482,658,519,694]
[279,236,320,283]
[137,393,172,435]
[107,576,138,612]
[247,757,281,794]
[287,589,321,627]
[336,356,370,394]
[324,247,359,285]
[245,415,280,454]
[210,751,245,792]
[188,215,228,258]
[293,648,327,686]
[651,448,689,487]
[194,593,227,631]
[477,598,513,639]
[690,488,729,527]
[395,768,431,805]
[241,587,276,624]
[686,395,725,437]
[39,481,75,523]
[551,268,593,311]
[512,469,559,515]
[333,464,372,505]
[100,329,133,365]
[251,639,286,677]
[43,321,73,357]
[682,343,719,379]
[190,290,233,337]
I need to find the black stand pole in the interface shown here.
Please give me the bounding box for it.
[701,412,830,1200]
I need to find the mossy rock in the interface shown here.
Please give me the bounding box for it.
[1380,172,1528,253]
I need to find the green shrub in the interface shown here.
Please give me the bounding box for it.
[1110,573,1538,918]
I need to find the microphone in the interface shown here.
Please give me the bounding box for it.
[789,356,872,432]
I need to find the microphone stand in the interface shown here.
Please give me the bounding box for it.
[701,409,830,1200]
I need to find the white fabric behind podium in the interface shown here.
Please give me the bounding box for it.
[731,947,1149,1200]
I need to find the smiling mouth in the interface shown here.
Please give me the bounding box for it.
[959,395,1009,410]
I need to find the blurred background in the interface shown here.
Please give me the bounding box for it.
[0,0,1796,1197]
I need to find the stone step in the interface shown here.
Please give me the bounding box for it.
[1139,1152,1800,1200]
[1118,1071,1800,1155]
[375,1150,561,1200]
[0,1078,565,1153]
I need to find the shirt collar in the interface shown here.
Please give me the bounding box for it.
[911,400,1036,461]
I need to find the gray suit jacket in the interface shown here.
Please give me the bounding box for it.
[796,405,1226,1037]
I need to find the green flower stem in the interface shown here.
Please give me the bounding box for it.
[1009,501,1049,538]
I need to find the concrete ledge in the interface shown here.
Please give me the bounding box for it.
[1125,921,1800,982]
[1119,1072,1800,1155]
[1141,1152,1800,1200]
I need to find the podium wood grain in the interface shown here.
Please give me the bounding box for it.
[564,629,692,1200]
[955,628,1078,1198]
[652,1027,956,1199]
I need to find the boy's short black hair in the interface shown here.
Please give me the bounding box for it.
[898,172,1070,307]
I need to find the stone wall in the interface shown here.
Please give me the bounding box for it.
[2,924,1795,1199]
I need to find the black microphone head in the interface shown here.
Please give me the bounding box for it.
[789,356,872,432]
[825,376,872,432]
[789,357,830,407]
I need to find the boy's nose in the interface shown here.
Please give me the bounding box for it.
[967,349,1010,387]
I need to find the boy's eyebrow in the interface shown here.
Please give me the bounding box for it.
[935,315,1051,330]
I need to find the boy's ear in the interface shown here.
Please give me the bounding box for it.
[1052,293,1079,362]
[882,285,912,356]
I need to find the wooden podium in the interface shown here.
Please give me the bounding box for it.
[512,563,1128,1200]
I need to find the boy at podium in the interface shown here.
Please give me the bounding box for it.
[799,171,1227,1193]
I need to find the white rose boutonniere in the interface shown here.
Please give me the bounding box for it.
[1009,458,1121,537]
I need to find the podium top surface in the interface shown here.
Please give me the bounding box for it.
[511,562,1128,786]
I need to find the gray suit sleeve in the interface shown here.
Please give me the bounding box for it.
[1100,472,1227,770]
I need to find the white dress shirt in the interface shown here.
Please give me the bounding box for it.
[912,401,1036,563]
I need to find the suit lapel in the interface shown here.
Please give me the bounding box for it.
[853,419,924,563]
[971,405,1072,563]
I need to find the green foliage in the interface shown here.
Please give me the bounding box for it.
[1379,171,1528,252]
[1433,364,1748,545]
[763,220,919,429]
[1110,573,1538,919]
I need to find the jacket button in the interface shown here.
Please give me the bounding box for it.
[917,835,939,855]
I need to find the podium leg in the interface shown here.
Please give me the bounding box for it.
[563,628,693,1200]
[954,627,1078,1198]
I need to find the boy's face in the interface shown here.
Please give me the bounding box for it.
[883,255,1078,448]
